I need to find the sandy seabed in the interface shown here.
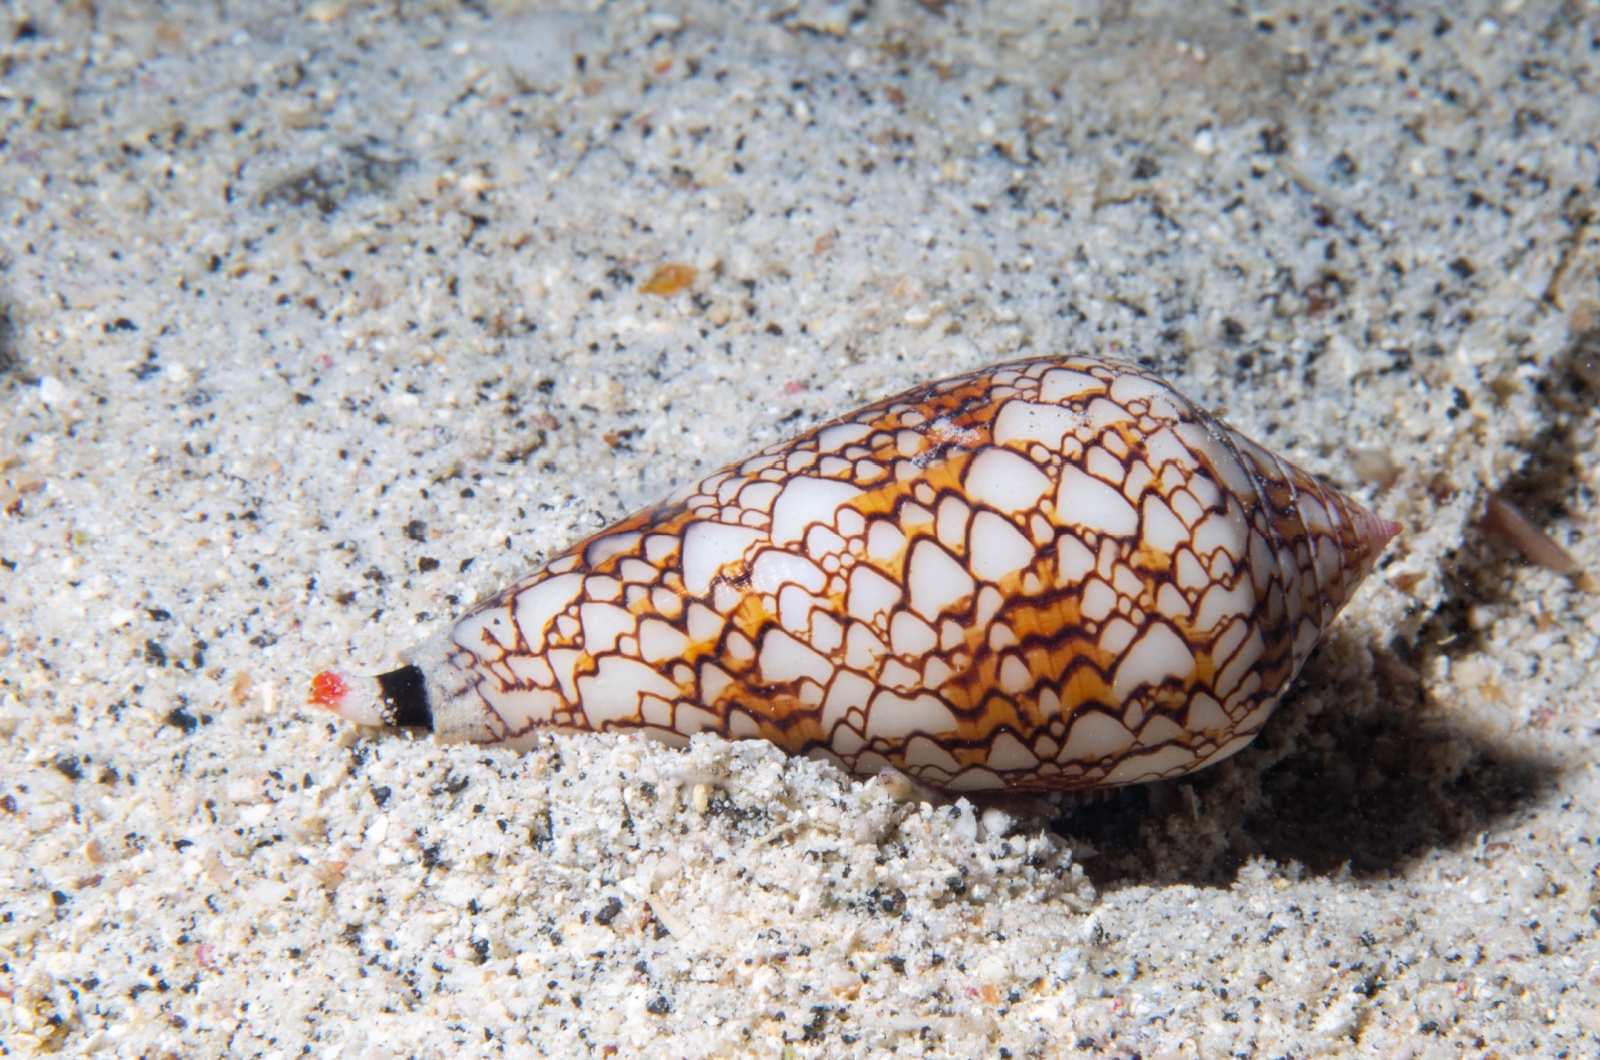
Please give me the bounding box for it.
[3,1,1599,1057]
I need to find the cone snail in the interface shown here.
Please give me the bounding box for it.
[312,354,1399,793]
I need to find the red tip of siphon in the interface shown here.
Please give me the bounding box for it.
[309,670,350,710]
[308,669,386,726]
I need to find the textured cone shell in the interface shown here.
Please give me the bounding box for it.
[345,355,1398,793]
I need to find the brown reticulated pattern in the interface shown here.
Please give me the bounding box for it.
[436,355,1396,793]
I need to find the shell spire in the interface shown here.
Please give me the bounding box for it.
[312,355,1399,793]
[1195,419,1401,678]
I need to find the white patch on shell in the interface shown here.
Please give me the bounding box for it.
[986,731,1041,772]
[578,602,636,654]
[1055,535,1096,585]
[936,496,971,552]
[1086,446,1126,486]
[964,447,1053,515]
[889,611,938,656]
[769,477,863,545]
[1185,692,1230,734]
[1039,368,1106,403]
[863,690,958,741]
[1100,742,1199,785]
[1055,464,1139,537]
[578,656,681,728]
[907,540,975,620]
[681,522,764,595]
[1194,577,1256,633]
[637,618,690,664]
[817,422,873,453]
[821,669,875,731]
[758,629,834,686]
[1140,495,1190,555]
[585,532,642,566]
[1135,714,1185,748]
[738,480,783,512]
[1079,578,1117,622]
[847,565,902,624]
[1061,711,1134,763]
[844,622,888,671]
[968,510,1036,583]
[749,549,827,595]
[1112,621,1196,700]
[866,520,907,563]
[685,602,722,645]
[1215,626,1266,697]
[511,573,585,645]
[904,734,962,775]
[992,400,1084,450]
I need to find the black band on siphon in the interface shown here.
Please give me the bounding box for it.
[377,665,433,731]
